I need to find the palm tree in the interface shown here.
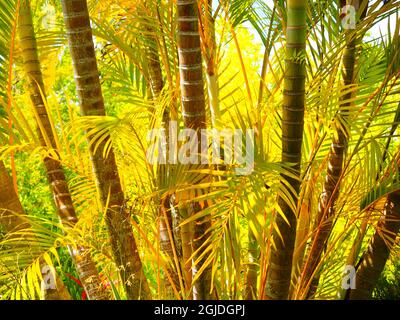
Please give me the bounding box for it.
[265,0,307,300]
[245,4,278,299]
[176,0,212,299]
[0,160,71,300]
[2,0,400,301]
[143,6,181,297]
[18,0,107,300]
[348,113,400,299]
[60,0,150,299]
[349,190,400,299]
[301,0,368,297]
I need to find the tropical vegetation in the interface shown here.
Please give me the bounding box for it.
[0,0,399,300]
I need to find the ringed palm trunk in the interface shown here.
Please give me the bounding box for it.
[349,191,400,299]
[265,0,307,300]
[177,0,212,300]
[301,0,367,298]
[18,0,107,300]
[0,160,71,300]
[60,0,150,299]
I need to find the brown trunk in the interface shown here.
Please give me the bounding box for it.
[177,0,212,300]
[301,0,368,298]
[18,0,107,300]
[159,199,181,297]
[245,228,258,299]
[60,0,150,299]
[0,160,71,300]
[349,191,400,299]
[142,16,181,297]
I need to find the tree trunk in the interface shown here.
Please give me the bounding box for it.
[301,0,368,298]
[203,0,221,129]
[265,0,307,300]
[245,228,258,299]
[175,204,194,299]
[347,104,400,300]
[60,0,150,299]
[18,0,107,300]
[176,0,212,300]
[349,191,400,299]
[142,17,182,298]
[0,160,71,300]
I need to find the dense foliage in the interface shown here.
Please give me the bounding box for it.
[0,0,399,300]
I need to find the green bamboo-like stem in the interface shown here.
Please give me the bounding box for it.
[206,75,220,129]
[0,160,71,300]
[18,0,107,300]
[60,0,150,300]
[177,0,212,300]
[265,0,307,300]
[301,0,368,298]
[349,191,400,299]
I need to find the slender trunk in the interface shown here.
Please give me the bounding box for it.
[177,0,212,299]
[341,100,398,299]
[0,160,71,300]
[60,0,150,299]
[206,75,220,129]
[347,102,400,299]
[245,228,258,299]
[177,0,207,131]
[146,32,164,101]
[159,200,180,297]
[203,0,221,129]
[18,0,107,300]
[301,0,368,298]
[265,0,307,300]
[142,16,182,297]
[246,7,277,300]
[349,191,400,299]
[176,204,194,299]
